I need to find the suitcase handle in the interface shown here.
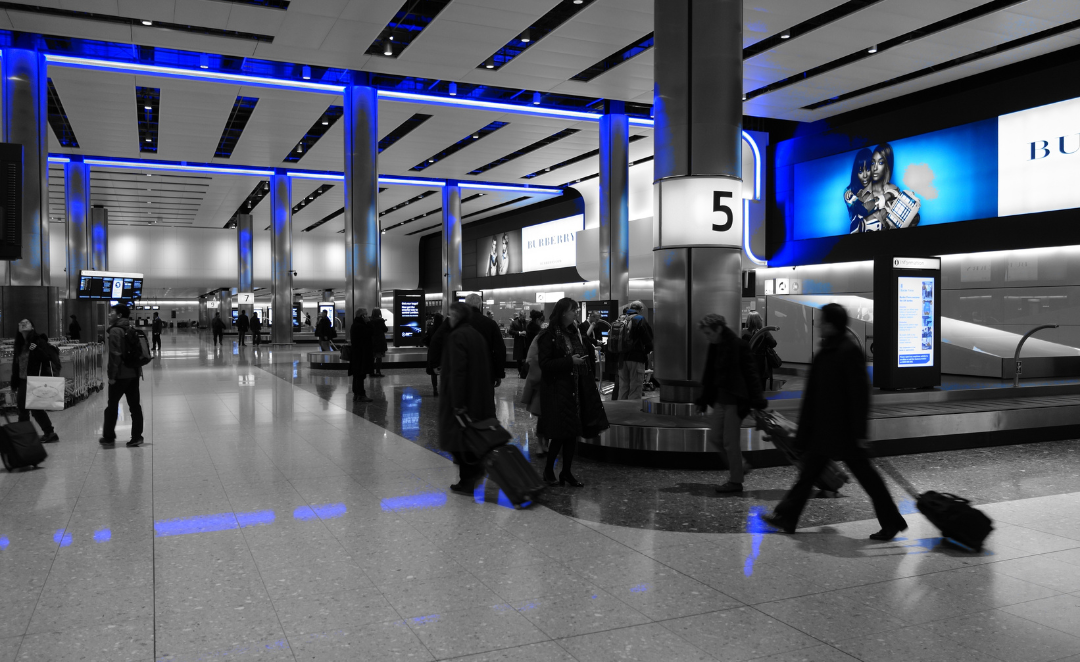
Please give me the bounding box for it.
[935,492,971,505]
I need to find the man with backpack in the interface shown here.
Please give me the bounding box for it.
[211,312,225,347]
[612,301,654,401]
[100,304,150,448]
[151,312,164,353]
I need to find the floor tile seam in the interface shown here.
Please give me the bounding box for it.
[555,618,727,662]
[826,622,1016,662]
[998,600,1080,640]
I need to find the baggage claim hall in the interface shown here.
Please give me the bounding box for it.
[2,1,1080,660]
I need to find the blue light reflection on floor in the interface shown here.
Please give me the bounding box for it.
[93,528,112,543]
[53,529,72,547]
[897,499,919,515]
[236,510,276,527]
[155,503,343,537]
[744,506,768,577]
[380,492,447,511]
[0,536,8,550]
[400,388,421,441]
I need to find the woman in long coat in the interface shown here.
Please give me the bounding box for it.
[369,308,389,377]
[349,309,374,402]
[423,313,444,396]
[438,302,495,493]
[537,297,608,487]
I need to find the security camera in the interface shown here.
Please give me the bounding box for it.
[290,270,298,276]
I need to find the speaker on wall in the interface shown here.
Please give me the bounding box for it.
[0,143,23,261]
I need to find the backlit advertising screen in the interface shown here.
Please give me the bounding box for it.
[77,271,143,300]
[897,277,934,368]
[521,215,583,272]
[393,289,424,347]
[792,94,1080,239]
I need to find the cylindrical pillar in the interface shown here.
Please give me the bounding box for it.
[270,173,293,344]
[2,46,49,287]
[218,289,230,331]
[89,207,108,271]
[653,0,744,403]
[236,212,253,318]
[343,81,379,327]
[64,160,91,299]
[599,103,630,304]
[441,183,462,316]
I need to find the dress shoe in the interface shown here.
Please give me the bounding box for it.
[869,527,907,541]
[98,437,115,447]
[715,481,744,493]
[762,513,797,534]
[449,482,473,495]
[559,473,584,488]
[40,432,59,443]
[127,437,144,447]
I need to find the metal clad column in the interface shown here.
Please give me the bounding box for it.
[89,207,108,270]
[653,0,744,403]
[236,212,253,318]
[599,102,630,304]
[270,173,293,344]
[343,79,379,326]
[64,159,91,298]
[2,46,49,287]
[441,183,462,316]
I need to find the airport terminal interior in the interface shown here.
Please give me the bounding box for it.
[2,0,1080,660]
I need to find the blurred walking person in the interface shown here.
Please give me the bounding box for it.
[764,304,908,540]
[11,319,59,443]
[370,309,388,377]
[349,309,373,403]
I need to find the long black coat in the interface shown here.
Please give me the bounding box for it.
[509,317,528,362]
[315,316,333,340]
[469,307,506,382]
[743,329,777,391]
[696,325,767,417]
[536,323,608,440]
[426,317,448,377]
[348,316,373,377]
[796,334,870,458]
[370,318,388,355]
[438,324,496,453]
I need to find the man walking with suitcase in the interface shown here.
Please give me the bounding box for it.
[764,304,907,540]
[100,305,145,448]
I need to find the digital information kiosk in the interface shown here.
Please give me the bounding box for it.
[393,289,425,347]
[873,256,941,390]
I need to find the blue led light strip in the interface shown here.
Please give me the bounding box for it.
[49,154,563,194]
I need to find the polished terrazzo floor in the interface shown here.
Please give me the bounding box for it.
[1,332,1080,661]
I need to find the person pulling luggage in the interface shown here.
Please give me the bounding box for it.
[10,319,60,444]
[763,303,907,541]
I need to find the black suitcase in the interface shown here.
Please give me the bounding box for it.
[751,410,849,495]
[877,459,993,552]
[0,414,47,471]
[484,445,545,508]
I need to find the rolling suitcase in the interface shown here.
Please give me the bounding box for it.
[876,459,993,552]
[0,413,47,471]
[751,410,850,495]
[484,445,545,508]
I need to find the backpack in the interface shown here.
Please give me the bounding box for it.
[112,324,152,368]
[607,314,634,355]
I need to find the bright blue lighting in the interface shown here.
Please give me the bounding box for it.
[629,584,649,593]
[292,506,317,521]
[155,513,238,537]
[48,156,70,163]
[53,529,72,547]
[458,182,562,195]
[44,54,347,93]
[744,506,767,577]
[287,171,344,181]
[400,388,421,441]
[236,510,276,528]
[380,492,447,511]
[379,176,446,187]
[93,529,112,543]
[83,158,273,177]
[378,90,602,121]
[0,536,8,550]
[311,502,347,519]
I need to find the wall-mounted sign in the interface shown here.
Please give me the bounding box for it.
[892,257,940,270]
[775,278,789,295]
[897,276,934,368]
[393,290,425,347]
[655,177,743,249]
[205,300,220,309]
[764,279,774,295]
[536,291,566,303]
[521,215,583,272]
[476,230,522,276]
[236,292,254,305]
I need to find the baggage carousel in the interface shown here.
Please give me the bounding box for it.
[581,378,1080,469]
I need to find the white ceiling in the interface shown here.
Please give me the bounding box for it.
[16,0,1080,236]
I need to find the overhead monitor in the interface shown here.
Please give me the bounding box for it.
[77,271,143,300]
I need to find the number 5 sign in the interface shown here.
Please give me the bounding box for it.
[654,176,743,249]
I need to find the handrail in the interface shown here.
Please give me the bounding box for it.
[749,326,779,347]
[845,327,864,351]
[1013,324,1059,387]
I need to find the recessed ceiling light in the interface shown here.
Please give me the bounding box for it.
[200,54,208,69]
[449,82,457,96]
[472,134,479,139]
[868,44,878,54]
[573,0,583,4]
[484,57,495,69]
[533,91,541,105]
[297,143,303,153]
[147,201,152,204]
[144,138,151,142]
[781,30,790,39]
[428,158,435,163]
[321,118,329,125]
[144,105,151,110]
[520,28,532,43]
[384,42,393,56]
[141,19,153,26]
[302,65,311,80]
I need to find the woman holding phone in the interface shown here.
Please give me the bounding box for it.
[536,297,608,486]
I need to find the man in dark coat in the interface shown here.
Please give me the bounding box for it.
[68,314,81,341]
[438,302,495,494]
[695,314,767,493]
[764,303,908,540]
[315,311,334,351]
[250,312,262,346]
[236,310,249,346]
[509,312,528,378]
[464,293,506,387]
[211,313,225,346]
[349,310,374,402]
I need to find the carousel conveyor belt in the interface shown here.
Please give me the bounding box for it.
[583,387,1080,465]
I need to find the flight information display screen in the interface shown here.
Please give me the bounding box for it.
[77,271,143,300]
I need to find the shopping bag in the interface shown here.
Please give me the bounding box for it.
[24,375,66,411]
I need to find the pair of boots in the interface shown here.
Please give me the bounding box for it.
[542,437,583,487]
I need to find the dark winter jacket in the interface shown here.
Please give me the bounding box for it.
[696,325,767,418]
[10,333,57,387]
[743,329,777,391]
[536,323,609,440]
[621,313,654,364]
[211,317,225,333]
[152,318,164,334]
[509,317,528,362]
[425,315,446,377]
[438,323,496,454]
[250,316,262,333]
[370,318,388,355]
[106,319,141,381]
[315,316,334,340]
[348,316,373,377]
[469,306,506,382]
[796,333,870,458]
[525,319,542,351]
[68,320,81,341]
[236,313,249,332]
